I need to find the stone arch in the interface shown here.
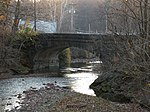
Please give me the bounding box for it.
[32,45,98,72]
[21,33,103,72]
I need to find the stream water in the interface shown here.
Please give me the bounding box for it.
[0,63,100,111]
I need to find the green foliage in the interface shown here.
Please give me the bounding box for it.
[10,22,37,69]
[16,25,37,39]
[12,21,38,47]
[58,48,71,69]
[14,66,30,74]
[13,18,38,41]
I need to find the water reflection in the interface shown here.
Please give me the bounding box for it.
[0,66,99,111]
[65,72,98,96]
[0,96,22,111]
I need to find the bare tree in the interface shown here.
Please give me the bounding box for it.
[96,0,150,109]
[12,0,20,34]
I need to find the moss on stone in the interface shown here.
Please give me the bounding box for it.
[58,48,71,69]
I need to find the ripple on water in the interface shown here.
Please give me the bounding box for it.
[0,71,98,111]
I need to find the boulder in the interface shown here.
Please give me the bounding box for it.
[90,71,150,110]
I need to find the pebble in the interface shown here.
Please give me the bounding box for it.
[15,106,19,109]
[1,104,5,106]
[8,98,12,100]
[30,86,37,89]
[23,91,27,93]
[9,83,148,112]
[17,94,22,99]
[7,103,12,105]
[5,109,9,112]
[16,101,20,104]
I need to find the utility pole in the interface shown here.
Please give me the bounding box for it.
[144,0,148,36]
[105,0,110,34]
[58,0,64,32]
[88,24,91,33]
[58,0,68,32]
[54,0,57,22]
[69,3,76,32]
[34,0,36,31]
[106,13,108,33]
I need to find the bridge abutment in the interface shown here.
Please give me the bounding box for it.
[19,33,136,73]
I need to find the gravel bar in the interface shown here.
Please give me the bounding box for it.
[9,83,148,112]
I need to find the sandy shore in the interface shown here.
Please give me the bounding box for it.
[9,83,148,112]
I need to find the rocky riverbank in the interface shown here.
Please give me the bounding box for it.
[9,83,148,112]
[0,73,57,80]
[90,71,150,111]
[0,68,62,80]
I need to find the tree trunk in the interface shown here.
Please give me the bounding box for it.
[12,0,20,35]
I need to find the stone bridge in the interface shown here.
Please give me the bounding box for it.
[34,33,99,53]
[21,33,136,72]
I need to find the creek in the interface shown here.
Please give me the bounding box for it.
[0,61,100,111]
